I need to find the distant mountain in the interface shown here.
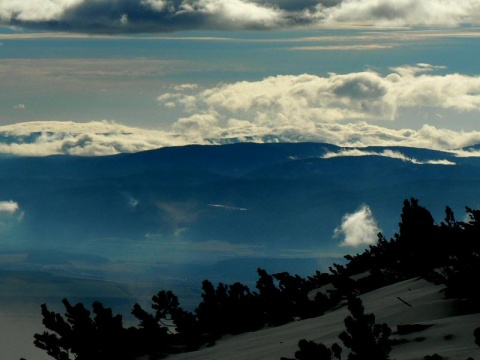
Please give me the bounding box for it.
[0,142,478,257]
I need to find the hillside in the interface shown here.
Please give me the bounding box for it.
[170,278,480,360]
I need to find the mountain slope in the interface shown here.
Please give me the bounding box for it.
[170,278,480,360]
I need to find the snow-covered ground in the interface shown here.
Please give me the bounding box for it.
[0,308,50,360]
[2,277,479,359]
[170,278,480,360]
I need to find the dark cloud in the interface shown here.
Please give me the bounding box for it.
[2,0,291,33]
[251,0,339,11]
[9,0,196,33]
[333,74,387,100]
[1,0,478,33]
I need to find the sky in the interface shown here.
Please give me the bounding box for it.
[1,0,480,156]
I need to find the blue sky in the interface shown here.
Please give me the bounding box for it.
[2,0,480,156]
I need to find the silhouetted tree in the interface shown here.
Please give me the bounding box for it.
[34,299,137,360]
[331,342,342,359]
[132,289,201,357]
[338,296,391,360]
[256,268,294,326]
[273,272,323,319]
[394,198,437,276]
[281,339,341,360]
[474,327,480,347]
[294,339,334,360]
[131,302,171,359]
[195,279,263,340]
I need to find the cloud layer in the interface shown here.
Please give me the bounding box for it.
[334,205,380,247]
[0,65,480,156]
[155,64,480,151]
[0,121,186,156]
[3,121,480,157]
[1,0,480,33]
[323,149,456,165]
[161,64,480,127]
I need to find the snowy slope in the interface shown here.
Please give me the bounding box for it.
[170,278,480,360]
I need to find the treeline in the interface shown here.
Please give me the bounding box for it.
[336,198,480,303]
[27,198,480,360]
[30,269,336,360]
[282,197,480,360]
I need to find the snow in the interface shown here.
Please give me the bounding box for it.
[0,309,51,360]
[170,278,480,360]
[1,277,479,359]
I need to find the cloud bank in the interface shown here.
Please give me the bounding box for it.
[155,64,480,151]
[1,0,480,33]
[0,121,187,156]
[161,64,480,128]
[334,205,380,247]
[323,149,456,165]
[3,121,480,157]
[1,65,480,156]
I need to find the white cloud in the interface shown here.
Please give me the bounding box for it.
[0,120,195,156]
[179,0,287,28]
[0,201,19,214]
[3,119,480,157]
[172,113,221,142]
[5,64,480,157]
[208,204,248,211]
[161,65,480,133]
[323,148,456,165]
[120,13,129,25]
[334,205,380,247]
[173,83,199,91]
[319,0,480,27]
[289,44,396,51]
[0,0,83,22]
[141,0,170,12]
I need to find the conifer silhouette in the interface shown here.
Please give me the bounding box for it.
[339,296,391,360]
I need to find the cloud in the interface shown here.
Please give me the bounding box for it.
[156,201,201,232]
[122,192,139,208]
[4,64,480,157]
[160,64,480,133]
[174,83,199,91]
[288,44,396,51]
[334,205,380,247]
[2,0,480,33]
[161,72,395,126]
[0,120,193,156]
[323,149,456,165]
[0,58,177,87]
[4,119,480,157]
[208,204,249,211]
[0,0,287,33]
[0,201,19,214]
[142,235,265,260]
[320,0,479,27]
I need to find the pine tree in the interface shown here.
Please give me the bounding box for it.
[339,296,391,360]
